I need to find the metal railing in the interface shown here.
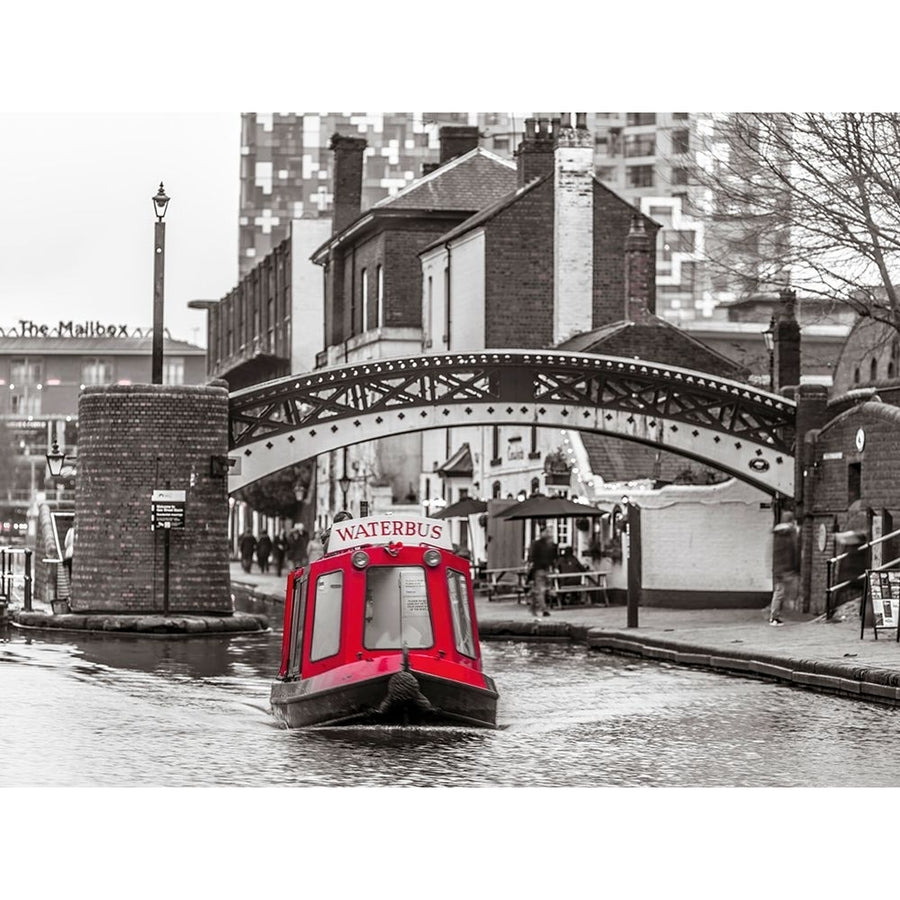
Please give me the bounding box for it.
[0,547,33,612]
[825,526,900,620]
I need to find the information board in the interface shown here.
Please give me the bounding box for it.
[151,489,186,530]
[866,570,900,634]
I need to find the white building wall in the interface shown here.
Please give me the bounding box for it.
[448,231,485,350]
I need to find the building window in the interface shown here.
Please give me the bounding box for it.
[673,112,689,120]
[492,480,501,499]
[361,268,369,331]
[671,166,690,185]
[310,570,343,662]
[671,129,690,155]
[848,462,862,505]
[376,265,384,327]
[10,357,43,386]
[625,134,655,157]
[491,425,500,465]
[530,424,539,458]
[853,367,860,385]
[424,274,433,348]
[626,113,656,126]
[530,477,540,495]
[81,358,112,385]
[627,165,654,188]
[871,358,878,382]
[595,166,616,182]
[163,358,185,386]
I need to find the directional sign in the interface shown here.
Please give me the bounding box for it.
[151,489,186,530]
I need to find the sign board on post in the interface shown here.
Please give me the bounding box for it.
[865,569,900,641]
[151,490,186,530]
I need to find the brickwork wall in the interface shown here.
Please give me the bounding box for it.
[593,184,658,327]
[71,384,231,613]
[804,401,900,614]
[484,178,555,348]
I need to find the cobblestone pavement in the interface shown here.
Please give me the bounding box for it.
[229,561,900,676]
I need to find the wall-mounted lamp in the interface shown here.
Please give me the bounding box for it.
[46,440,76,479]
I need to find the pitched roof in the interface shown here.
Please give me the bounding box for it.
[0,335,204,356]
[372,148,516,212]
[436,442,474,476]
[420,175,549,255]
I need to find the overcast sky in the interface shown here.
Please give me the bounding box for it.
[0,113,240,347]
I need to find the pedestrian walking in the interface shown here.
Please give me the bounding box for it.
[527,525,557,618]
[256,532,273,574]
[63,525,74,582]
[272,531,288,577]
[769,511,800,625]
[239,527,257,574]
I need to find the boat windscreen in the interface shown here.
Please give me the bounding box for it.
[363,566,434,650]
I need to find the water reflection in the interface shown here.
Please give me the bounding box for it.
[3,625,900,787]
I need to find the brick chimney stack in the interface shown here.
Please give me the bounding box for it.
[625,213,654,320]
[515,117,555,187]
[438,125,480,165]
[330,134,367,234]
[553,112,595,344]
[773,288,801,392]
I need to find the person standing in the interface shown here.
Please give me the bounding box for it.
[239,527,257,574]
[63,525,74,583]
[527,525,557,618]
[272,531,288,577]
[770,511,800,626]
[256,532,273,574]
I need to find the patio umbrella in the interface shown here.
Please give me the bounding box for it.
[496,494,611,520]
[432,497,488,519]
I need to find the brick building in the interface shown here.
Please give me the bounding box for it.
[309,128,518,524]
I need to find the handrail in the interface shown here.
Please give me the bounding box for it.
[0,547,33,612]
[827,526,900,566]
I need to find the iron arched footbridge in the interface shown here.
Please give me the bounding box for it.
[227,350,797,496]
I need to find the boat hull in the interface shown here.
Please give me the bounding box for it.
[271,666,499,729]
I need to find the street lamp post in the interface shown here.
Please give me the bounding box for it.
[338,473,351,510]
[762,314,775,390]
[151,183,171,385]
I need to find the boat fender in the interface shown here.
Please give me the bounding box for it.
[376,670,436,715]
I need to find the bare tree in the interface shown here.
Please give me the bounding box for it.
[693,113,900,332]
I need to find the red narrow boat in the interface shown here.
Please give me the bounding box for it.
[270,514,499,728]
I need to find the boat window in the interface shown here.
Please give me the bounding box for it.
[288,574,308,676]
[310,570,343,662]
[447,569,476,658]
[363,566,434,650]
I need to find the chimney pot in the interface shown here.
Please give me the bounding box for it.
[560,112,572,128]
[575,113,587,130]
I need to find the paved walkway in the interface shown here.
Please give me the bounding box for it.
[229,561,900,677]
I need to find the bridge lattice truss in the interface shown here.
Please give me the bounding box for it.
[228,351,797,495]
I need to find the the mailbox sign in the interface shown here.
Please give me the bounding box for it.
[151,489,186,530]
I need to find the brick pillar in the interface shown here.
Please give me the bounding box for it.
[774,288,801,392]
[70,383,231,614]
[553,112,595,344]
[438,126,480,165]
[625,213,654,320]
[515,117,555,187]
[330,134,367,234]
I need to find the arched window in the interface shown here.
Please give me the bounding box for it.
[871,358,878,382]
[376,265,384,328]
[530,477,540,495]
[854,367,860,384]
[492,480,501,499]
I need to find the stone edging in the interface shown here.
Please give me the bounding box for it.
[478,619,900,706]
[10,610,269,637]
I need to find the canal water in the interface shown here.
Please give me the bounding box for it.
[2,623,899,787]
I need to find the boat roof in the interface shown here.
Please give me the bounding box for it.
[327,514,455,554]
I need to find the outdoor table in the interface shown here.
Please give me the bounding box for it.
[547,570,608,608]
[483,566,529,602]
